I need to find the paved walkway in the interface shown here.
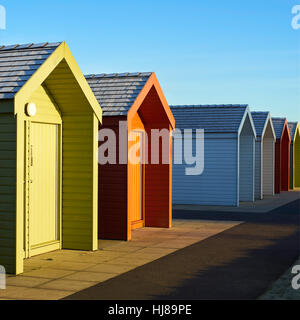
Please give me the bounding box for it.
[64,197,300,300]
[1,192,299,300]
[173,191,300,213]
[0,220,239,300]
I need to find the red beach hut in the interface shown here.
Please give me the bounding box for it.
[272,118,291,193]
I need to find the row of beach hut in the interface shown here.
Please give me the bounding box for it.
[0,42,175,274]
[0,42,299,274]
[172,106,300,206]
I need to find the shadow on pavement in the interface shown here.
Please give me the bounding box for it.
[173,198,300,224]
[64,199,300,300]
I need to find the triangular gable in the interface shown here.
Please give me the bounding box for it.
[281,119,291,142]
[289,122,299,143]
[14,42,102,122]
[272,118,290,141]
[262,113,276,140]
[251,112,275,140]
[238,107,257,138]
[127,73,175,129]
[251,112,268,137]
[295,123,300,143]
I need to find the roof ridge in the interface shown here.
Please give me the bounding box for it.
[171,106,247,133]
[85,72,153,79]
[251,111,269,114]
[170,104,248,108]
[272,117,286,121]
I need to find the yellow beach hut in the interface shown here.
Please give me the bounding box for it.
[288,122,300,189]
[0,42,102,274]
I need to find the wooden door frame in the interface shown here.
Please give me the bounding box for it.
[131,129,146,230]
[24,120,62,259]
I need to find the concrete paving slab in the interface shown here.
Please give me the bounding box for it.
[6,276,51,288]
[42,251,127,264]
[0,286,73,300]
[64,271,117,282]
[135,247,178,255]
[24,259,95,272]
[107,256,158,267]
[43,261,98,272]
[84,264,135,274]
[101,245,145,253]
[22,268,75,279]
[123,252,174,261]
[39,279,99,292]
[152,240,204,249]
[98,240,124,249]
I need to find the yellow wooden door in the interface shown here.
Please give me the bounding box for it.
[131,131,144,227]
[27,122,60,257]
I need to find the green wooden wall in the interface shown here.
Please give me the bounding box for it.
[0,102,17,274]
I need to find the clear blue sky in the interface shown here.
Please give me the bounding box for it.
[1,0,299,121]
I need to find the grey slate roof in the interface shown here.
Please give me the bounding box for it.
[0,42,62,99]
[272,118,286,139]
[251,112,269,137]
[85,72,153,116]
[170,105,248,133]
[288,122,298,141]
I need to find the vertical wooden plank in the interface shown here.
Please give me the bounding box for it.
[280,125,290,191]
[290,143,294,189]
[62,112,100,250]
[295,131,300,187]
[0,109,18,274]
[169,124,173,228]
[92,114,98,250]
[15,112,24,274]
[263,138,275,196]
[98,117,128,241]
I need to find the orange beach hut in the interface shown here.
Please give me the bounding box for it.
[86,72,175,241]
